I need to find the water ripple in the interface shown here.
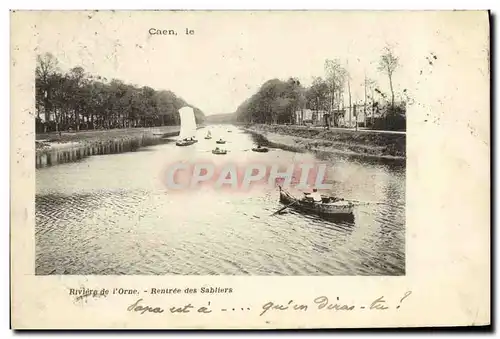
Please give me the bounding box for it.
[35,126,405,275]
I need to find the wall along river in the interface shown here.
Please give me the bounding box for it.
[35,125,405,275]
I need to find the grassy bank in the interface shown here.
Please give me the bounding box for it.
[35,126,181,155]
[244,124,406,159]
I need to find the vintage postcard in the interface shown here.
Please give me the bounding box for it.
[10,10,490,329]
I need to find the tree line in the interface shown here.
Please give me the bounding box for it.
[235,77,305,125]
[235,46,406,130]
[35,53,205,133]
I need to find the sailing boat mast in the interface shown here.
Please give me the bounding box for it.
[176,106,198,146]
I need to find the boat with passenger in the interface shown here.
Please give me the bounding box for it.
[278,186,354,217]
[252,145,269,153]
[212,147,227,155]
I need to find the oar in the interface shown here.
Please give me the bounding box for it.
[270,200,297,216]
[348,199,382,205]
[347,199,402,208]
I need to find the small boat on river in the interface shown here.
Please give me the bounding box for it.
[252,146,269,153]
[205,131,212,139]
[176,137,198,146]
[216,139,226,144]
[176,107,198,147]
[212,147,227,155]
[278,186,354,217]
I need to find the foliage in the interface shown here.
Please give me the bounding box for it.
[233,45,405,131]
[377,46,399,109]
[235,78,305,124]
[305,77,329,112]
[324,59,348,126]
[35,53,205,133]
[324,59,348,106]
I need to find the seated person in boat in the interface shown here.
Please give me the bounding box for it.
[319,195,345,203]
[303,189,322,203]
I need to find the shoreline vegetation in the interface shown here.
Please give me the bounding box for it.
[233,47,408,133]
[243,124,406,160]
[35,53,205,135]
[35,116,405,166]
[35,125,183,157]
[35,122,405,160]
[34,51,206,161]
[35,44,408,163]
[231,45,408,161]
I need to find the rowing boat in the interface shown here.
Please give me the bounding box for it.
[176,139,198,146]
[278,186,354,217]
[212,148,227,155]
[252,147,269,153]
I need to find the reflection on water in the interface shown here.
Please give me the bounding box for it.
[35,125,405,275]
[36,136,174,168]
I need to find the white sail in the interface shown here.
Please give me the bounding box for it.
[178,106,197,140]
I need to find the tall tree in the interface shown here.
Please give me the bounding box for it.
[35,53,59,124]
[378,45,399,111]
[285,77,306,124]
[67,66,88,131]
[234,78,305,125]
[35,53,205,133]
[306,77,329,112]
[50,72,72,132]
[324,59,347,127]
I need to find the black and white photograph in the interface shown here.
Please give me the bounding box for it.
[33,11,409,276]
[9,9,491,330]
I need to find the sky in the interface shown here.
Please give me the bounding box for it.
[26,11,488,115]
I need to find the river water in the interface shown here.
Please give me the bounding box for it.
[35,125,405,275]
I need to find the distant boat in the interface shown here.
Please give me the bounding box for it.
[216,139,226,144]
[212,147,227,155]
[252,146,269,153]
[205,130,212,139]
[176,107,198,147]
[177,137,198,146]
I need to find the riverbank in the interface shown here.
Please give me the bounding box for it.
[35,126,182,156]
[243,124,406,160]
